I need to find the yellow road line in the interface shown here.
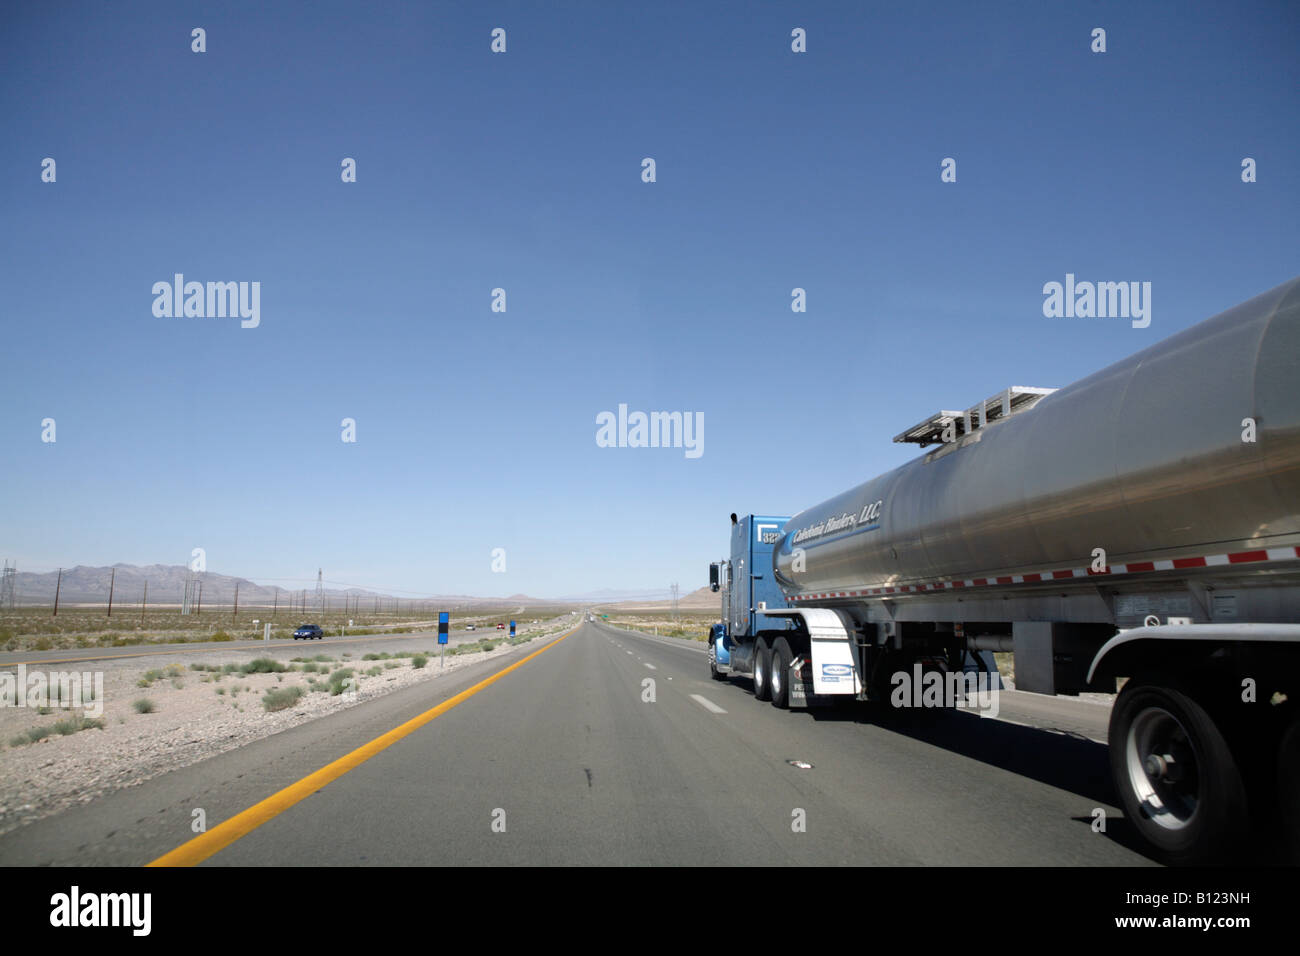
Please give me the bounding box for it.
[146,627,578,867]
[3,630,503,669]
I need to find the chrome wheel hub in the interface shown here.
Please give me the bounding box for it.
[1125,706,1200,831]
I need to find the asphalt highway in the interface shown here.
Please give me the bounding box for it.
[0,619,1162,865]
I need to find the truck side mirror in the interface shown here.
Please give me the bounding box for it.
[709,563,720,592]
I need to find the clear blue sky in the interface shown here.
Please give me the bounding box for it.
[3,1,1297,598]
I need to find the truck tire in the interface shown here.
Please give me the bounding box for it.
[753,640,772,702]
[709,643,725,681]
[1108,680,1249,864]
[771,638,791,709]
[1278,714,1300,863]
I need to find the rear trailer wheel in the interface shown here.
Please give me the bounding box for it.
[771,638,791,709]
[753,641,772,702]
[1108,681,1249,864]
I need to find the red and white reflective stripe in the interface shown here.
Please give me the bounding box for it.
[789,545,1300,602]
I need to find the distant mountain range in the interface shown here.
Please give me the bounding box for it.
[6,564,545,608]
[3,564,714,608]
[600,586,717,609]
[558,587,682,602]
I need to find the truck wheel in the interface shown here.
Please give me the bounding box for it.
[753,640,772,701]
[709,643,725,681]
[1278,714,1300,863]
[771,638,791,709]
[1108,680,1248,864]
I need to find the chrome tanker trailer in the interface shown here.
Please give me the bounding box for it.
[709,276,1300,863]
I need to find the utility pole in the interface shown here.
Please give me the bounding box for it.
[272,589,278,618]
[107,567,116,617]
[233,581,239,621]
[141,580,147,624]
[53,568,63,617]
[0,560,16,610]
[182,564,196,615]
[196,580,203,617]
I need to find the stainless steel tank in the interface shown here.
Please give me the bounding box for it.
[773,277,1300,597]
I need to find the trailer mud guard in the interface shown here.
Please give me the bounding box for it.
[759,606,860,695]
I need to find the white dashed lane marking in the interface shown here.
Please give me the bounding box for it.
[690,694,727,714]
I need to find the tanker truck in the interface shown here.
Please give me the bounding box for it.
[707,276,1300,864]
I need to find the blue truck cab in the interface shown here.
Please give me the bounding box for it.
[708,514,791,681]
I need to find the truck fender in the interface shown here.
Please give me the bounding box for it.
[1086,622,1300,684]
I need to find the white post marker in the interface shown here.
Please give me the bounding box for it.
[263,622,271,642]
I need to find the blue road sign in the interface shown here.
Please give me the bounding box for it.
[438,610,449,645]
